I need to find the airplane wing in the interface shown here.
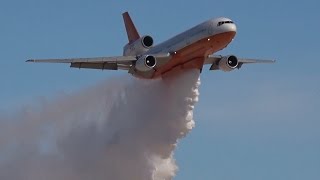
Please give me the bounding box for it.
[204,55,275,70]
[26,53,172,71]
[26,56,136,70]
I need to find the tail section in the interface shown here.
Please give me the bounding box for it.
[122,12,140,43]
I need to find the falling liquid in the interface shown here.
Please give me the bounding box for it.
[0,69,200,180]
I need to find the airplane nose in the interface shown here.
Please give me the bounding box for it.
[210,17,237,35]
[224,22,236,33]
[220,22,237,39]
[214,18,237,34]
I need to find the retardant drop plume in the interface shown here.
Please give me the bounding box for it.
[0,69,200,180]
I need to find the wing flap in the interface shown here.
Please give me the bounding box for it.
[70,62,118,70]
[238,58,276,64]
[26,56,136,64]
[26,56,135,71]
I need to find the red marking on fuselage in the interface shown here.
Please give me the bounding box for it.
[152,31,236,79]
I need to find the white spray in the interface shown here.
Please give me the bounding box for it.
[0,69,200,180]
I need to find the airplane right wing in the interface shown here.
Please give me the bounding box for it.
[27,53,173,71]
[26,56,136,70]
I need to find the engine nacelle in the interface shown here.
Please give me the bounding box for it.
[135,55,157,72]
[218,55,239,72]
[123,35,154,56]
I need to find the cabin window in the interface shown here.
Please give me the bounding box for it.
[217,21,234,26]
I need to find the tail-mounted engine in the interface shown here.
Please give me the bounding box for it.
[123,35,154,56]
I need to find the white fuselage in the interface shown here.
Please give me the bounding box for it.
[133,17,237,78]
[147,17,236,55]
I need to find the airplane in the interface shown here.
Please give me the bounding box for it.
[27,12,275,79]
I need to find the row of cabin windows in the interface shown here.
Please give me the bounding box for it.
[217,21,234,26]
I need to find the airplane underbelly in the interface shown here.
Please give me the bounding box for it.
[151,32,235,78]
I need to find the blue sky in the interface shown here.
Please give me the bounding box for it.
[1,0,320,179]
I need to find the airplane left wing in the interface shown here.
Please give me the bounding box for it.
[26,56,136,70]
[204,55,275,70]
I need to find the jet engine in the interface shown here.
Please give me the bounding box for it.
[123,35,154,56]
[218,55,239,72]
[135,55,157,72]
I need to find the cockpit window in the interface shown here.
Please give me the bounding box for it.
[217,21,234,26]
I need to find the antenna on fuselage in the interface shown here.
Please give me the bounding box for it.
[122,12,140,43]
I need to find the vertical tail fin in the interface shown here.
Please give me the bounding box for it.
[122,12,140,43]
